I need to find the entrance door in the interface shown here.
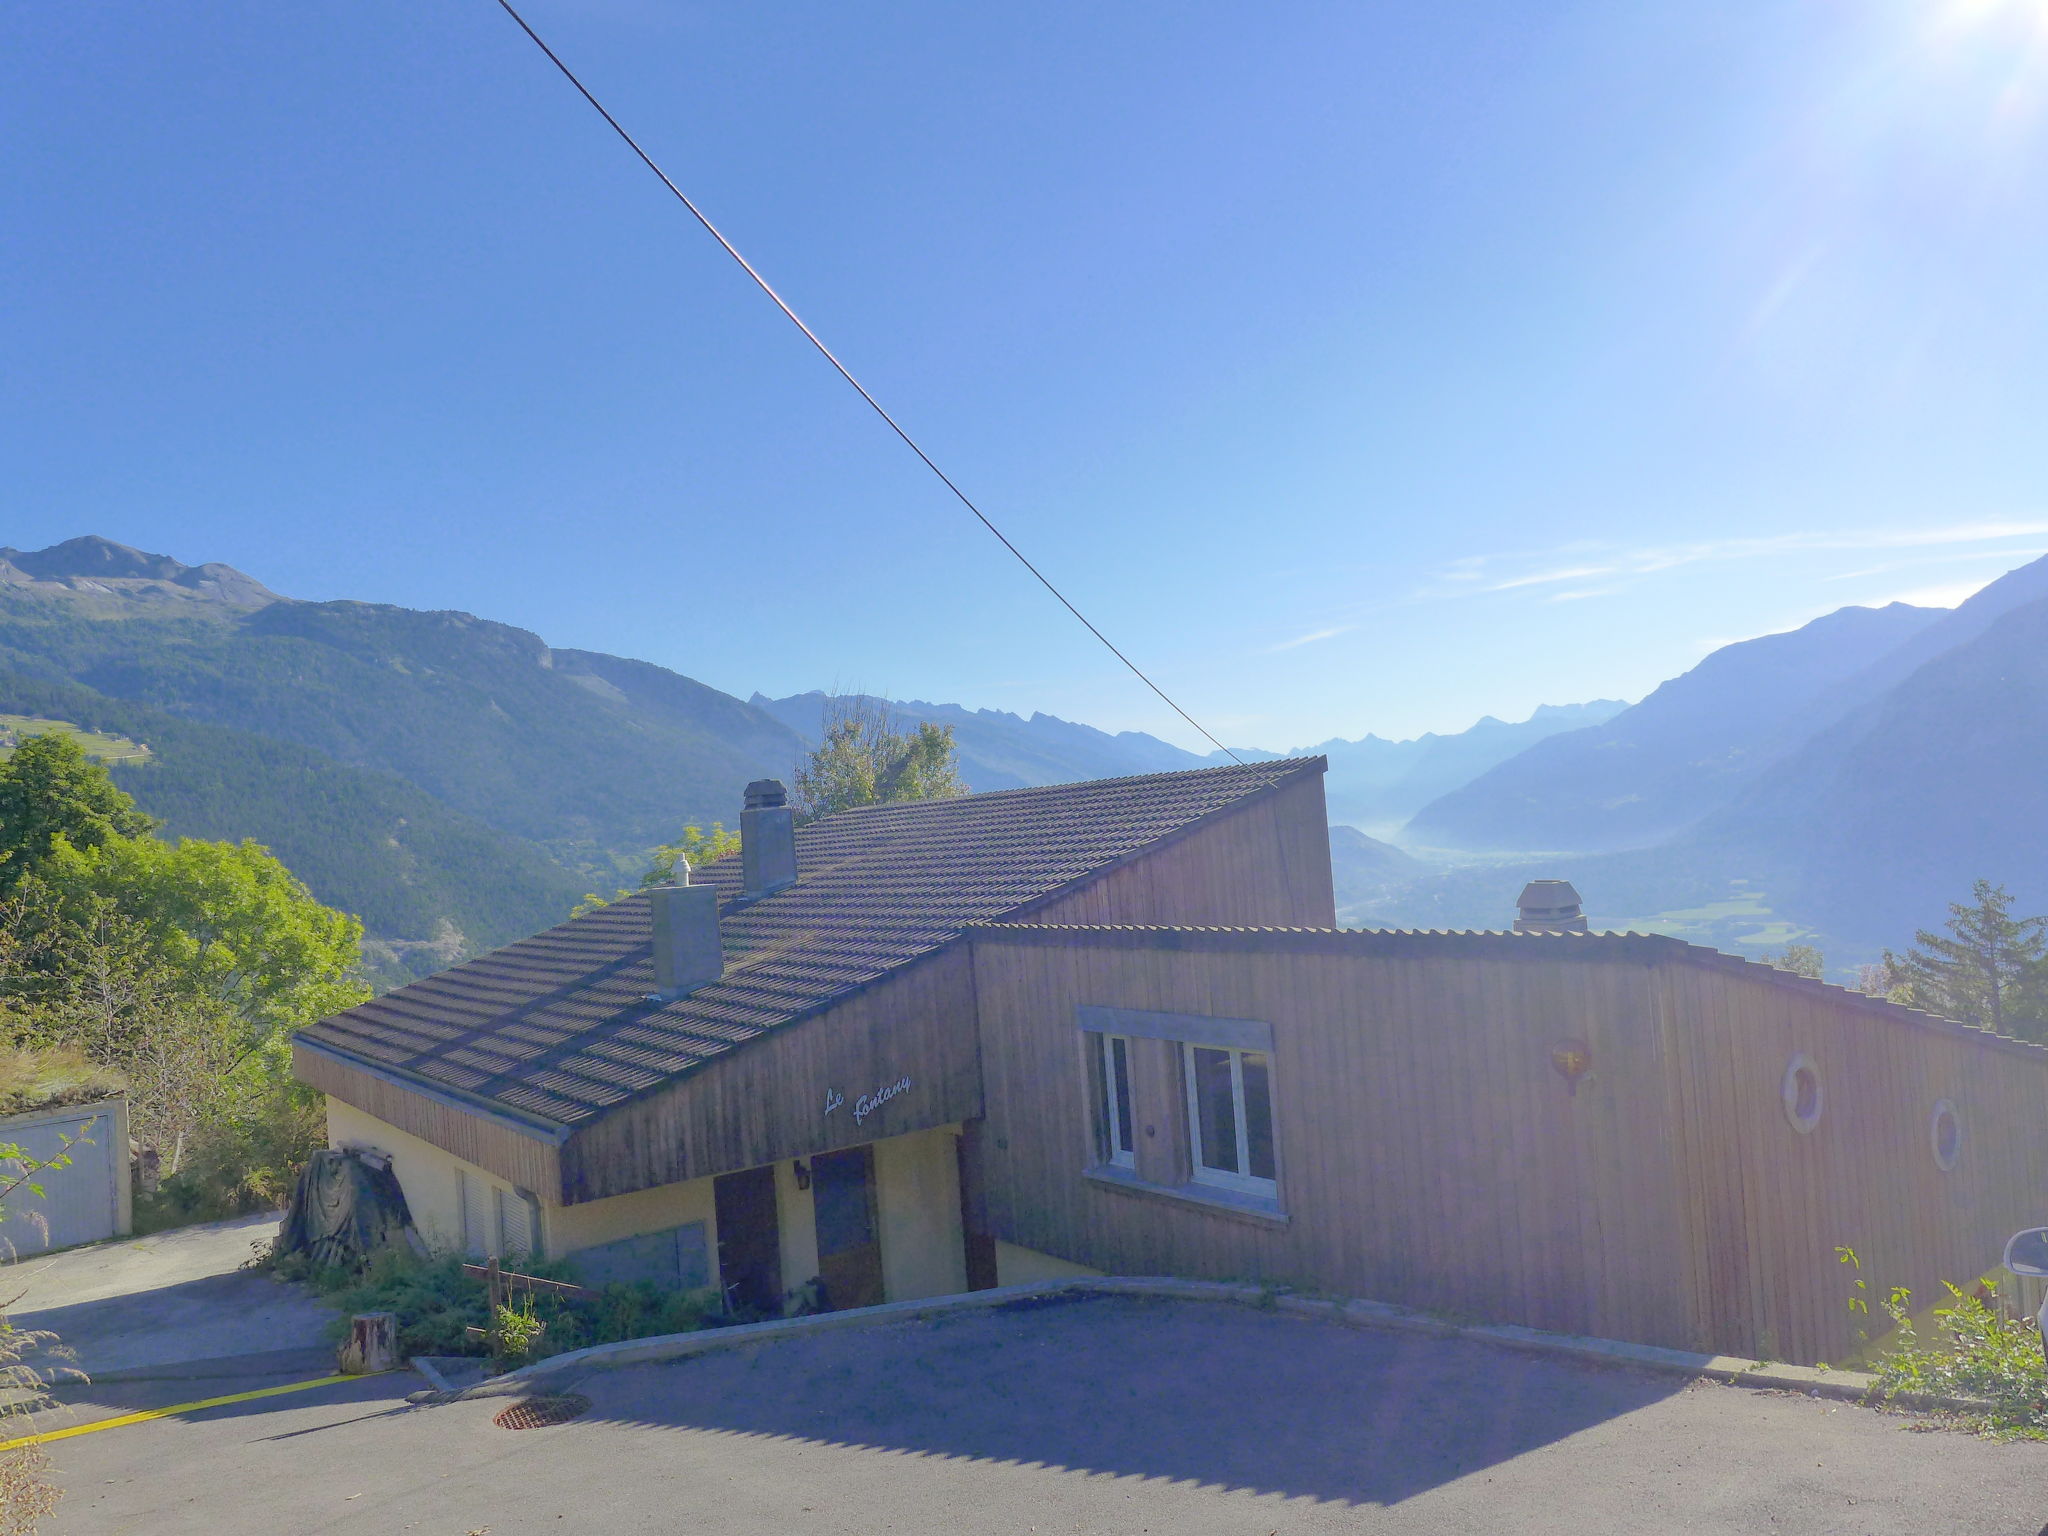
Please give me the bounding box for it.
[713,1165,782,1317]
[811,1144,884,1311]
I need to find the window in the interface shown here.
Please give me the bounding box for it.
[1090,1032,1136,1169]
[1781,1053,1823,1135]
[1184,1044,1277,1195]
[1931,1099,1962,1171]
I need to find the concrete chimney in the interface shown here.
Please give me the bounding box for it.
[649,872,722,999]
[1514,879,1588,934]
[741,778,798,899]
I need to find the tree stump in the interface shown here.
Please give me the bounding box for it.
[338,1311,398,1374]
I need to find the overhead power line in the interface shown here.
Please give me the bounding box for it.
[487,0,1243,764]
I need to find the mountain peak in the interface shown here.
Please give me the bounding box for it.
[0,535,281,609]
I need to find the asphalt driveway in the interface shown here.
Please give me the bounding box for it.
[39,1293,2048,1535]
[10,1211,335,1384]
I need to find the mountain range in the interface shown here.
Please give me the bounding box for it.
[17,531,2031,978]
[0,537,1608,977]
[750,690,1622,835]
[1366,551,2048,964]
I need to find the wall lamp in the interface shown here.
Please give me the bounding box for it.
[793,1159,811,1191]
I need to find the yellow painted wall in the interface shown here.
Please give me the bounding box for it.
[327,1098,508,1254]
[330,1097,718,1264]
[874,1123,968,1301]
[332,1098,975,1307]
[995,1240,1102,1286]
[774,1156,819,1297]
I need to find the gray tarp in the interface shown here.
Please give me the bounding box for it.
[276,1149,417,1269]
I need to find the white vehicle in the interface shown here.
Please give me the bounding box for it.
[2001,1227,2048,1352]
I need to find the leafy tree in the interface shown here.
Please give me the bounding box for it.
[574,823,742,915]
[641,823,740,886]
[1883,879,2048,1040]
[791,697,966,822]
[1760,943,1824,980]
[0,732,153,893]
[22,834,368,1057]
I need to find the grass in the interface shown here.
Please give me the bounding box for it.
[0,713,151,766]
[0,1044,125,1118]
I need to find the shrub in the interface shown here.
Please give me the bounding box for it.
[1871,1282,2048,1437]
[132,1083,323,1234]
[0,1314,73,1536]
[296,1248,727,1367]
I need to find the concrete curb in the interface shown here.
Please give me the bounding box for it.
[431,1275,1987,1412]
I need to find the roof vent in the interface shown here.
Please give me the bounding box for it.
[1514,879,1588,934]
[742,778,798,899]
[649,870,722,1000]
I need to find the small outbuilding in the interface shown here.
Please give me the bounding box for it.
[0,1089,132,1258]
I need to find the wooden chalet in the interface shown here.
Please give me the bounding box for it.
[295,759,2048,1364]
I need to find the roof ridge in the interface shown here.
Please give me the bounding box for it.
[807,755,1323,821]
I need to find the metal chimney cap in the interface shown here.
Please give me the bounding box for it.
[744,779,788,810]
[1516,879,1582,912]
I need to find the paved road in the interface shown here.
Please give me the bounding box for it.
[39,1293,2048,1535]
[11,1212,335,1397]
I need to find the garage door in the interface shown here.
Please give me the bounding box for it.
[0,1105,122,1257]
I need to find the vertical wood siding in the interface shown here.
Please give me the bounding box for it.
[1011,775,1336,929]
[292,1044,565,1198]
[968,928,2048,1363]
[558,947,986,1203]
[1659,960,2048,1363]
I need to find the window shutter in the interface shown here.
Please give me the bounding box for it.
[496,1186,534,1261]
[460,1169,492,1258]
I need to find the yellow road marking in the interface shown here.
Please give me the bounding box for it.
[0,1370,390,1450]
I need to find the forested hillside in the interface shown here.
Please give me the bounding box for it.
[0,672,583,960]
[0,538,805,977]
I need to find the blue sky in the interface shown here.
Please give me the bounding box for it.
[9,1,2048,749]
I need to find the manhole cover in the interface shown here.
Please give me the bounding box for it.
[495,1393,591,1430]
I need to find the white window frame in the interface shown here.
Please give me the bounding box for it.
[1095,1032,1136,1170]
[1182,1043,1278,1198]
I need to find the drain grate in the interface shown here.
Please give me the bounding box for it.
[495,1393,591,1430]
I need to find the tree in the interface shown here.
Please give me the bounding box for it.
[791,697,966,822]
[1760,943,1824,981]
[1883,879,2048,1040]
[640,824,740,887]
[0,733,153,893]
[574,823,741,915]
[22,834,368,1058]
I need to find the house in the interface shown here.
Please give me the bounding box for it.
[293,760,2048,1364]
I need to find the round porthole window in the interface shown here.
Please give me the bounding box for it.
[1781,1054,1822,1134]
[1930,1100,1962,1171]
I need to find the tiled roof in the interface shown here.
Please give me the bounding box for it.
[297,757,1322,1127]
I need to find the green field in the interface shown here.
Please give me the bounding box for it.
[1609,881,1812,953]
[0,713,153,765]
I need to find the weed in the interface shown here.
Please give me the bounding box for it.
[1839,1245,2048,1437]
[1871,1283,2048,1437]
[491,1296,547,1369]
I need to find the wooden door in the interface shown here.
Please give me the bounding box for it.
[713,1164,783,1317]
[811,1144,884,1310]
